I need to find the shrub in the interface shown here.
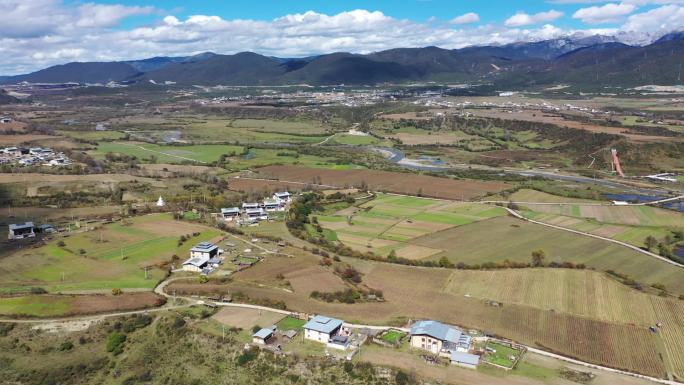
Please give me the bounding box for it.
[106,332,126,355]
[198,275,209,284]
[59,341,74,351]
[111,288,123,296]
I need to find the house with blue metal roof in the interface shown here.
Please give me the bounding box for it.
[409,320,472,355]
[252,328,274,345]
[8,222,35,240]
[303,315,344,343]
[220,207,240,221]
[190,242,219,259]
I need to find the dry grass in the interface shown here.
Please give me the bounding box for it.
[212,307,285,329]
[256,165,509,200]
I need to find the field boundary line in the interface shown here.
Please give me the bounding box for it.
[121,143,206,164]
[505,207,684,268]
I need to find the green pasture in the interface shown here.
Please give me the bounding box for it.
[94,142,243,163]
[0,295,73,317]
[277,316,307,330]
[0,214,221,293]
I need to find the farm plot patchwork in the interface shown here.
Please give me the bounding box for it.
[182,118,328,143]
[0,213,221,293]
[0,292,161,317]
[519,203,684,228]
[412,216,684,294]
[315,193,507,256]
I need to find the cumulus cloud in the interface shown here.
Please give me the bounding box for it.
[450,12,480,24]
[550,0,682,4]
[620,4,684,32]
[572,3,636,24]
[505,10,564,27]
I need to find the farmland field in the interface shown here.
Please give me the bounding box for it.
[93,141,243,163]
[182,118,328,143]
[256,165,510,200]
[315,193,507,255]
[222,258,669,378]
[412,215,684,294]
[519,203,684,228]
[0,292,161,317]
[0,213,221,293]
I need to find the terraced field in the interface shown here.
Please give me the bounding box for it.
[412,215,684,293]
[316,193,507,257]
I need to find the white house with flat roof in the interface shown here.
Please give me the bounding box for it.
[303,315,344,344]
[8,222,35,240]
[242,202,259,210]
[262,199,283,212]
[245,207,268,221]
[190,242,219,259]
[273,192,291,203]
[220,207,240,221]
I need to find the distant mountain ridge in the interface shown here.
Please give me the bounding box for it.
[2,32,683,89]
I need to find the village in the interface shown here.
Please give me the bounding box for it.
[0,145,70,167]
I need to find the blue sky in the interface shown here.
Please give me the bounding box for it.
[2,0,683,74]
[78,0,649,29]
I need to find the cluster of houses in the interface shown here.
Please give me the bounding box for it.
[220,192,291,225]
[251,313,481,369]
[8,221,56,240]
[0,146,70,167]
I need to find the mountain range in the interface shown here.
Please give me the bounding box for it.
[1,32,682,89]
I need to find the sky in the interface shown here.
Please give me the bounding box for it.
[2,0,684,75]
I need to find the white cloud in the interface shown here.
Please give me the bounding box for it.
[573,3,636,24]
[550,0,682,4]
[620,4,684,32]
[505,10,564,27]
[450,12,480,25]
[0,2,680,76]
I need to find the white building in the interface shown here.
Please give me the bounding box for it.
[156,196,165,207]
[303,315,344,344]
[245,208,268,221]
[190,242,219,259]
[450,352,480,369]
[242,202,259,210]
[273,192,292,203]
[409,320,472,355]
[8,222,35,240]
[220,207,240,221]
[182,255,210,272]
[262,199,283,212]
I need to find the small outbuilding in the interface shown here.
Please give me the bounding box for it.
[450,352,480,369]
[182,255,210,272]
[252,328,274,345]
[8,222,35,240]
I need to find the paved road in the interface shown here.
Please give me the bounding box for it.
[505,207,684,268]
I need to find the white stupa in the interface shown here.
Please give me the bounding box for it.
[156,196,165,207]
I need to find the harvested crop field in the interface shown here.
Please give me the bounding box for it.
[411,216,684,294]
[256,165,509,200]
[228,178,319,193]
[469,108,681,142]
[0,134,58,145]
[212,307,285,329]
[285,266,348,295]
[520,203,684,228]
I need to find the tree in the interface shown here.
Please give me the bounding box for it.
[111,288,123,296]
[645,236,658,251]
[531,249,546,267]
[438,256,454,268]
[198,275,209,284]
[387,249,397,262]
